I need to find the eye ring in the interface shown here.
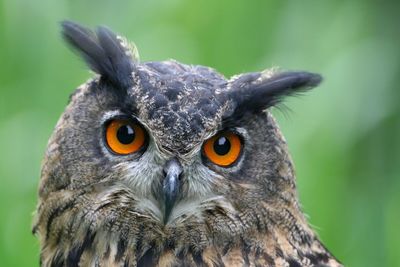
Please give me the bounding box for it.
[105,118,147,155]
[202,131,242,167]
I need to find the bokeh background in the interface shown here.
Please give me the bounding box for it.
[1,0,399,266]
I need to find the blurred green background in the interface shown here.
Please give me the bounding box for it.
[1,0,399,266]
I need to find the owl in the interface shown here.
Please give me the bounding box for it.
[33,21,342,267]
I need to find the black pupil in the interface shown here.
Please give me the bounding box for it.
[213,136,231,155]
[117,124,135,144]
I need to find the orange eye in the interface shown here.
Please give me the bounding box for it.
[105,119,147,155]
[203,131,242,167]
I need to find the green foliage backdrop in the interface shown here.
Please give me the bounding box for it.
[0,0,399,266]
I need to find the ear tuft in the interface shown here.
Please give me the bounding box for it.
[227,70,322,117]
[61,20,136,89]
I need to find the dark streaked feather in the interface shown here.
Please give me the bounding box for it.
[66,229,95,267]
[49,252,64,267]
[61,20,134,89]
[137,247,157,267]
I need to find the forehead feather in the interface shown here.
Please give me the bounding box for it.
[128,60,230,154]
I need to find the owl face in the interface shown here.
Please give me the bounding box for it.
[34,21,327,266]
[43,59,290,224]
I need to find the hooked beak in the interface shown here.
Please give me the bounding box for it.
[162,158,182,223]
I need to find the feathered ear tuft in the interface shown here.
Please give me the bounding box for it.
[61,20,136,89]
[225,70,322,118]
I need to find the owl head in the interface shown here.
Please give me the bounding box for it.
[33,21,327,266]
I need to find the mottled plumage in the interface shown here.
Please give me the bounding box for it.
[33,21,342,267]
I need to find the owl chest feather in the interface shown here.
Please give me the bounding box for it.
[42,231,342,267]
[35,170,342,267]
